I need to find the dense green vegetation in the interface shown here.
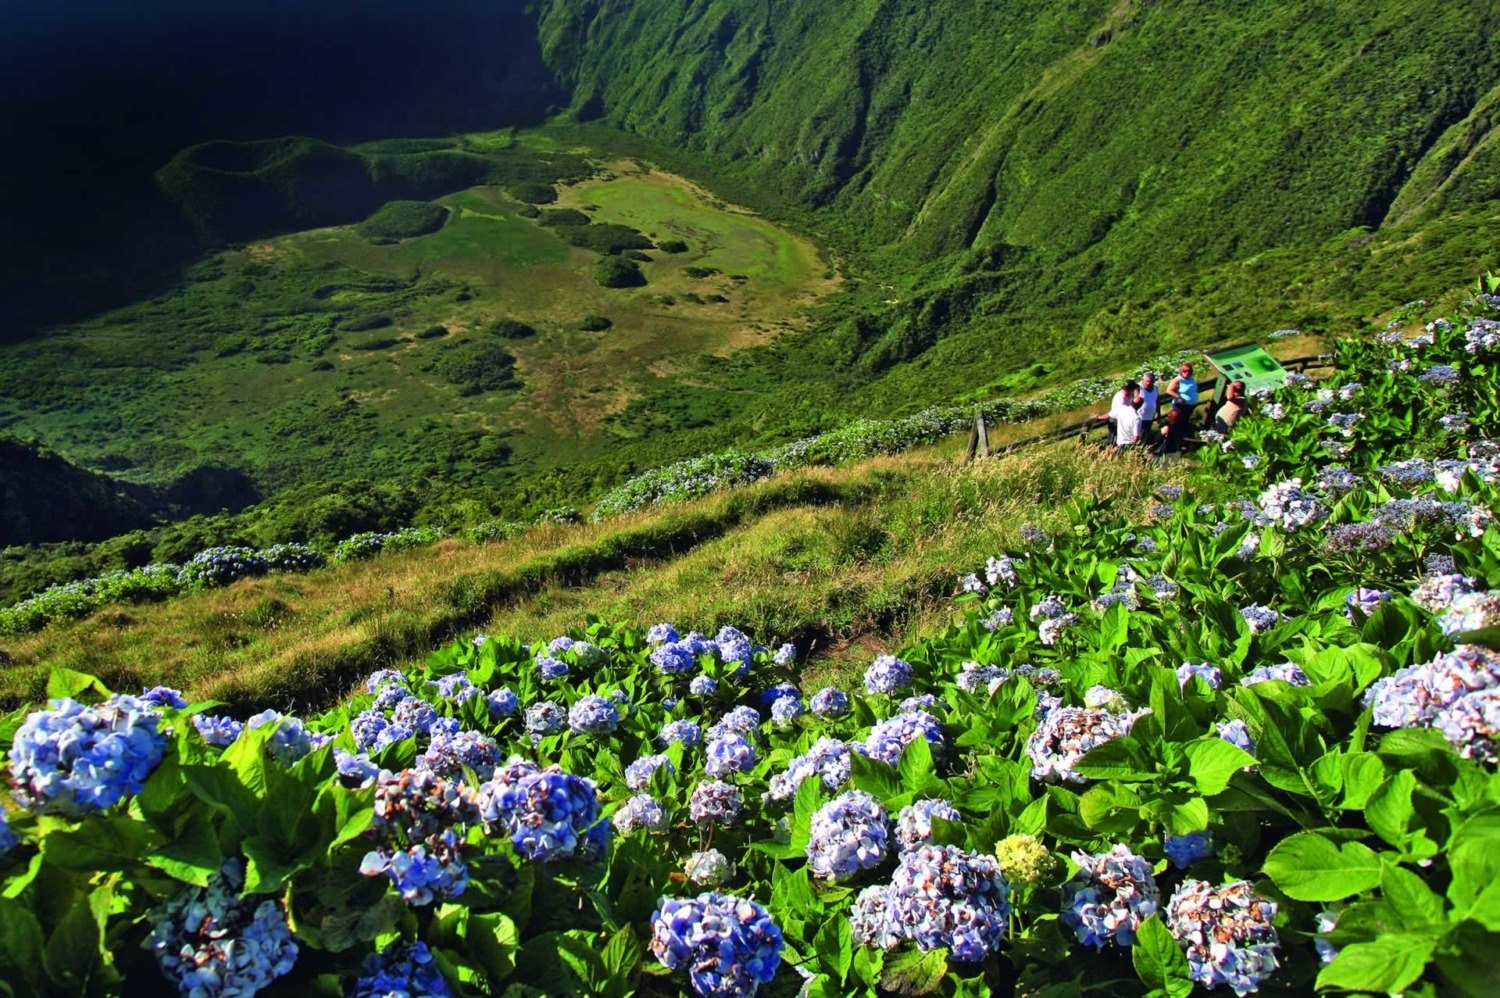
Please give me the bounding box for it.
[357,201,450,241]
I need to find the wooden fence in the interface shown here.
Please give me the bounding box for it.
[964,354,1337,462]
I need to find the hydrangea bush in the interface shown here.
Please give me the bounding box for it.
[2,291,1500,994]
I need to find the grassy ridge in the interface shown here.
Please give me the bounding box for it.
[0,441,1172,713]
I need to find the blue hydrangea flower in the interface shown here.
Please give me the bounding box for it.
[1026,706,1147,784]
[807,790,889,881]
[689,780,743,827]
[1061,845,1161,947]
[0,811,18,854]
[708,705,761,740]
[392,698,438,736]
[684,848,734,886]
[650,892,784,998]
[1241,663,1311,687]
[361,769,479,905]
[900,694,943,713]
[525,701,567,735]
[613,793,668,835]
[705,734,757,777]
[568,641,609,670]
[626,753,676,791]
[895,798,962,850]
[679,631,714,657]
[1364,645,1500,729]
[660,719,703,747]
[770,697,805,728]
[373,682,411,711]
[1163,831,1213,869]
[758,682,800,709]
[773,643,797,666]
[568,695,620,735]
[475,760,607,862]
[1166,879,1280,996]
[334,749,381,789]
[858,710,945,767]
[864,654,914,694]
[472,632,489,647]
[193,713,244,747]
[809,688,850,717]
[535,656,570,682]
[767,738,852,801]
[351,940,453,998]
[366,669,407,694]
[487,687,519,718]
[426,672,478,705]
[245,710,323,765]
[651,642,698,676]
[547,636,576,655]
[1344,588,1394,622]
[851,845,1012,962]
[690,675,719,697]
[714,626,755,669]
[140,686,188,709]
[148,859,298,996]
[1176,662,1222,690]
[10,695,167,816]
[1239,604,1282,634]
[647,623,679,645]
[1433,688,1500,762]
[419,729,501,781]
[1214,719,1257,758]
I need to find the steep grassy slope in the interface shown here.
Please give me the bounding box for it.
[0,440,1171,712]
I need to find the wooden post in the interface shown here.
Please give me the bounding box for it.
[963,409,990,463]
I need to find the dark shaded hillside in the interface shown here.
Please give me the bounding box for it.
[536,0,1500,288]
[0,436,151,546]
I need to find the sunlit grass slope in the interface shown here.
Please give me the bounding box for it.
[0,439,1176,713]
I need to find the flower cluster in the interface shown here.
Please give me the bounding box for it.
[148,859,298,996]
[1163,831,1213,869]
[851,845,1012,962]
[994,833,1059,888]
[568,695,621,735]
[650,892,784,998]
[894,798,962,849]
[475,759,607,862]
[1061,845,1161,947]
[685,848,734,886]
[706,733,757,777]
[9,695,166,816]
[361,769,479,905]
[767,737,851,801]
[1166,879,1280,995]
[863,654,914,694]
[809,687,850,716]
[351,940,453,998]
[613,793,668,835]
[690,780,744,827]
[806,791,890,881]
[858,710,945,766]
[1026,705,1148,784]
[1364,645,1500,757]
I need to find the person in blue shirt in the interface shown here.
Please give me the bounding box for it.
[1155,362,1200,454]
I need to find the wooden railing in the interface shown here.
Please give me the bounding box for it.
[964,354,1337,461]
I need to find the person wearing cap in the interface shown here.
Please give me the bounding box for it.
[1214,380,1249,435]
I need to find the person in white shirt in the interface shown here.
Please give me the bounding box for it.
[1136,372,1160,442]
[1097,379,1143,447]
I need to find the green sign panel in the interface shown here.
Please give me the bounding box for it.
[1203,343,1288,395]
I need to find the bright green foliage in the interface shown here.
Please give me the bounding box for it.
[596,256,646,288]
[436,342,521,394]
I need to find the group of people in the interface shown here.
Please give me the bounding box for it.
[1097,362,1248,456]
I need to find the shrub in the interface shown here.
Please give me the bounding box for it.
[658,239,689,253]
[417,325,449,339]
[342,314,394,332]
[625,251,653,262]
[490,319,537,340]
[561,223,654,255]
[684,266,720,279]
[579,315,613,331]
[538,208,590,227]
[351,337,401,351]
[509,182,557,204]
[356,200,449,240]
[596,257,647,289]
[516,204,542,219]
[437,341,521,392]
[311,360,334,371]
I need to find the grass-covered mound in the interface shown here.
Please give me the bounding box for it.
[357,201,449,241]
[0,286,1498,995]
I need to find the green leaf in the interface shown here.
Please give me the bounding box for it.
[814,915,853,984]
[1316,935,1435,993]
[38,813,158,873]
[1131,915,1194,998]
[599,923,642,998]
[1183,737,1256,795]
[0,899,45,996]
[879,946,947,996]
[1262,832,1383,901]
[1079,783,1143,833]
[42,885,104,992]
[1449,838,1500,929]
[1381,865,1445,930]
[46,668,110,702]
[1366,770,1419,849]
[1074,737,1156,782]
[1339,752,1386,810]
[144,812,221,887]
[898,736,940,793]
[850,750,903,799]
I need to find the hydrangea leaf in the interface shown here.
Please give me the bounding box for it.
[1131,915,1193,998]
[1315,934,1435,993]
[880,946,948,996]
[1262,832,1384,901]
[1183,737,1257,795]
